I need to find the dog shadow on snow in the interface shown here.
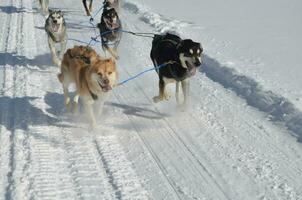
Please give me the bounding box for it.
[0,52,52,68]
[0,6,26,14]
[44,92,166,120]
[108,102,167,120]
[0,96,63,132]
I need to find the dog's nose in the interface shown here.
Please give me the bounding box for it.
[103,79,109,84]
[195,59,202,67]
[53,20,58,24]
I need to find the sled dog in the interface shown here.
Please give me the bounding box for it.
[58,46,118,128]
[97,7,122,59]
[82,0,120,16]
[103,0,120,13]
[150,33,203,109]
[45,10,67,67]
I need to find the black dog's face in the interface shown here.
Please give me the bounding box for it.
[178,40,203,72]
[103,8,119,28]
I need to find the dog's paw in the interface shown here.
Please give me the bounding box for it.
[177,103,188,112]
[88,122,97,131]
[164,93,171,101]
[71,102,79,114]
[153,96,162,103]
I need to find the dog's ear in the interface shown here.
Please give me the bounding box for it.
[48,9,53,14]
[109,57,116,64]
[58,10,64,16]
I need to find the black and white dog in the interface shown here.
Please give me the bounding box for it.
[38,0,49,15]
[97,7,122,59]
[82,0,120,16]
[45,10,67,67]
[150,33,203,108]
[103,0,120,13]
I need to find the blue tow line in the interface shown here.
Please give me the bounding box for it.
[89,5,104,22]
[117,62,171,86]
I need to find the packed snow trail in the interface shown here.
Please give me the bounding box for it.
[0,0,302,200]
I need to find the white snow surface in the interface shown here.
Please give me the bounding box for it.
[0,0,302,199]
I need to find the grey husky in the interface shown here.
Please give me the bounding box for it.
[45,10,67,67]
[38,0,49,14]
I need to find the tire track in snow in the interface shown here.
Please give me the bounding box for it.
[0,0,14,197]
[93,133,149,199]
[2,0,29,198]
[61,128,117,200]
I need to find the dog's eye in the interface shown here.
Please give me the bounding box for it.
[97,72,102,77]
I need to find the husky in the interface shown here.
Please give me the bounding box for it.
[150,33,203,109]
[45,10,67,67]
[82,0,120,16]
[103,0,120,13]
[97,7,122,59]
[58,46,118,128]
[82,0,93,16]
[38,0,49,15]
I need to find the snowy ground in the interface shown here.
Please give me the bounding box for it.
[0,0,302,199]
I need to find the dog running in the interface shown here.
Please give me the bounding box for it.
[97,6,122,59]
[103,0,120,13]
[150,33,203,109]
[58,46,118,128]
[82,0,120,16]
[45,10,67,67]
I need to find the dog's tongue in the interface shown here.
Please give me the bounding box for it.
[110,22,120,29]
[186,61,197,77]
[52,23,60,32]
[188,67,197,76]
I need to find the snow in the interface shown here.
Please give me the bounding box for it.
[1,0,302,199]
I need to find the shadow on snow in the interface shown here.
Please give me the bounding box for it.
[0,52,52,68]
[201,54,302,143]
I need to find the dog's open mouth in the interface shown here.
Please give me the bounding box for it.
[98,81,112,92]
[105,19,120,29]
[52,23,60,32]
[185,61,197,77]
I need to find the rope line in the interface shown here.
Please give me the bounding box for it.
[89,5,104,22]
[68,29,155,46]
[117,61,173,86]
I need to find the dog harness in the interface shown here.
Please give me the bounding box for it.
[153,34,188,81]
[67,47,99,100]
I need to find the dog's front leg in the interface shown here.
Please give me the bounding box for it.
[107,47,119,60]
[82,0,91,16]
[175,81,181,105]
[48,37,61,67]
[89,0,93,12]
[59,38,67,59]
[181,79,190,110]
[62,84,72,111]
[153,78,165,103]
